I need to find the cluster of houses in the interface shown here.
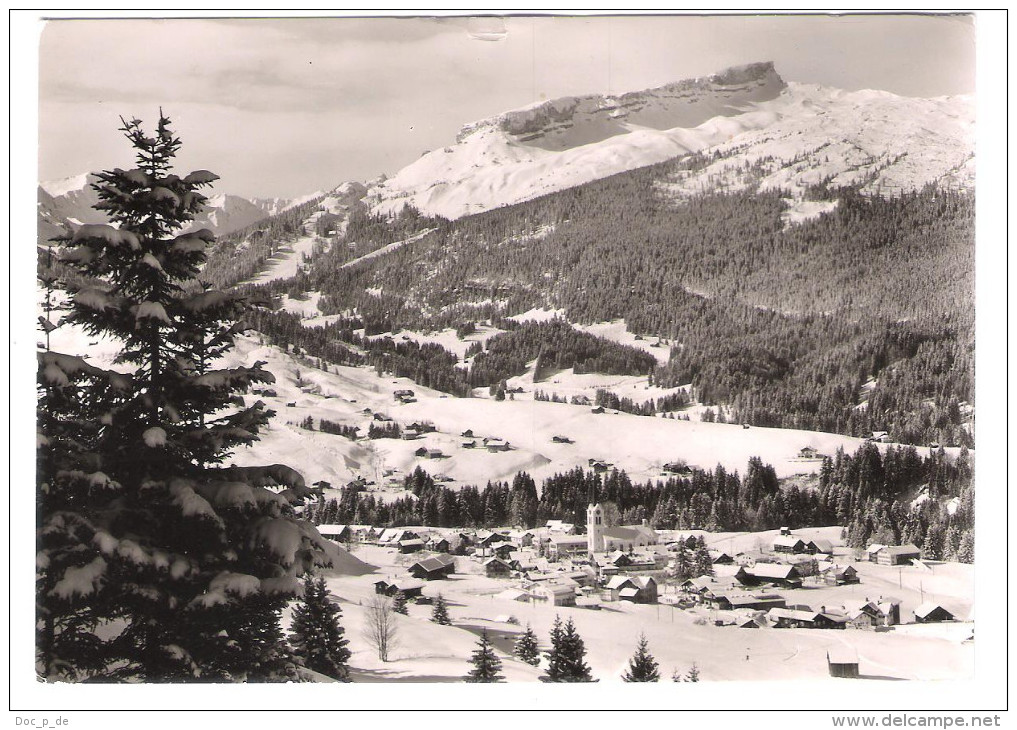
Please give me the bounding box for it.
[319,518,958,629]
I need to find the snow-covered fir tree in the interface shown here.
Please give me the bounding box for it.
[540,615,594,682]
[622,633,660,682]
[36,113,333,682]
[288,574,351,681]
[392,589,409,615]
[431,593,451,625]
[513,623,541,666]
[464,628,504,683]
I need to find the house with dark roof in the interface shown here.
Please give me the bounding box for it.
[483,557,513,578]
[708,593,786,612]
[408,554,457,580]
[373,578,424,599]
[914,602,955,623]
[397,538,426,554]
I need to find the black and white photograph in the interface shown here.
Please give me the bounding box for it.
[11,8,1009,721]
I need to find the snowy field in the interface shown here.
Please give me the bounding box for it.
[218,334,962,494]
[318,540,973,683]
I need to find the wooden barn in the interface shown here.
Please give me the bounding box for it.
[735,563,803,589]
[869,543,921,565]
[482,557,513,578]
[827,648,860,678]
[408,554,457,581]
[373,578,424,600]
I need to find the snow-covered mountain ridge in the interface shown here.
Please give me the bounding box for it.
[37,173,319,244]
[367,62,974,220]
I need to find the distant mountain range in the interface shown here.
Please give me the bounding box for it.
[37,172,322,245]
[365,61,974,220]
[39,61,975,247]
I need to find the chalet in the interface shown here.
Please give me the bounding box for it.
[493,543,515,560]
[397,538,426,554]
[870,431,890,443]
[546,534,588,559]
[496,588,531,602]
[914,602,955,623]
[484,438,510,452]
[408,554,457,580]
[870,544,921,566]
[476,531,512,547]
[545,520,576,534]
[378,528,418,545]
[708,593,786,612]
[345,476,368,491]
[428,536,451,553]
[402,428,421,440]
[349,525,378,541]
[735,563,803,589]
[605,575,658,604]
[552,435,573,444]
[532,582,577,607]
[798,446,820,459]
[373,412,392,422]
[573,395,592,406]
[409,421,436,434]
[461,440,477,449]
[590,461,610,474]
[842,600,882,629]
[708,549,735,565]
[398,394,417,404]
[414,446,429,457]
[827,648,860,678]
[508,530,535,548]
[823,565,860,585]
[461,429,474,438]
[393,389,415,400]
[316,524,350,542]
[426,448,445,459]
[483,557,513,578]
[373,578,424,599]
[773,527,809,554]
[807,539,834,555]
[669,534,700,550]
[590,406,605,414]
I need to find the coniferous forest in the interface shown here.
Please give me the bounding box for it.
[235,147,973,449]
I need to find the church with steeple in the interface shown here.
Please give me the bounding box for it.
[585,482,658,558]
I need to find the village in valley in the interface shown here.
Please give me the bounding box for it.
[304,510,972,682]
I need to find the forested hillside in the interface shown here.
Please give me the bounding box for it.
[270,149,973,448]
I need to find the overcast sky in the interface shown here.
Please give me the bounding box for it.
[38,13,976,199]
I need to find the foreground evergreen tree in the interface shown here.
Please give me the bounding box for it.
[37,113,333,681]
[289,574,351,681]
[541,616,594,682]
[514,623,541,666]
[684,662,701,682]
[464,629,504,683]
[622,633,660,682]
[391,589,409,615]
[431,593,451,625]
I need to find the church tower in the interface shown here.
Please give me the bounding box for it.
[587,502,604,555]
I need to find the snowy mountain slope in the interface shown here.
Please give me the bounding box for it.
[37,173,314,244]
[366,62,973,220]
